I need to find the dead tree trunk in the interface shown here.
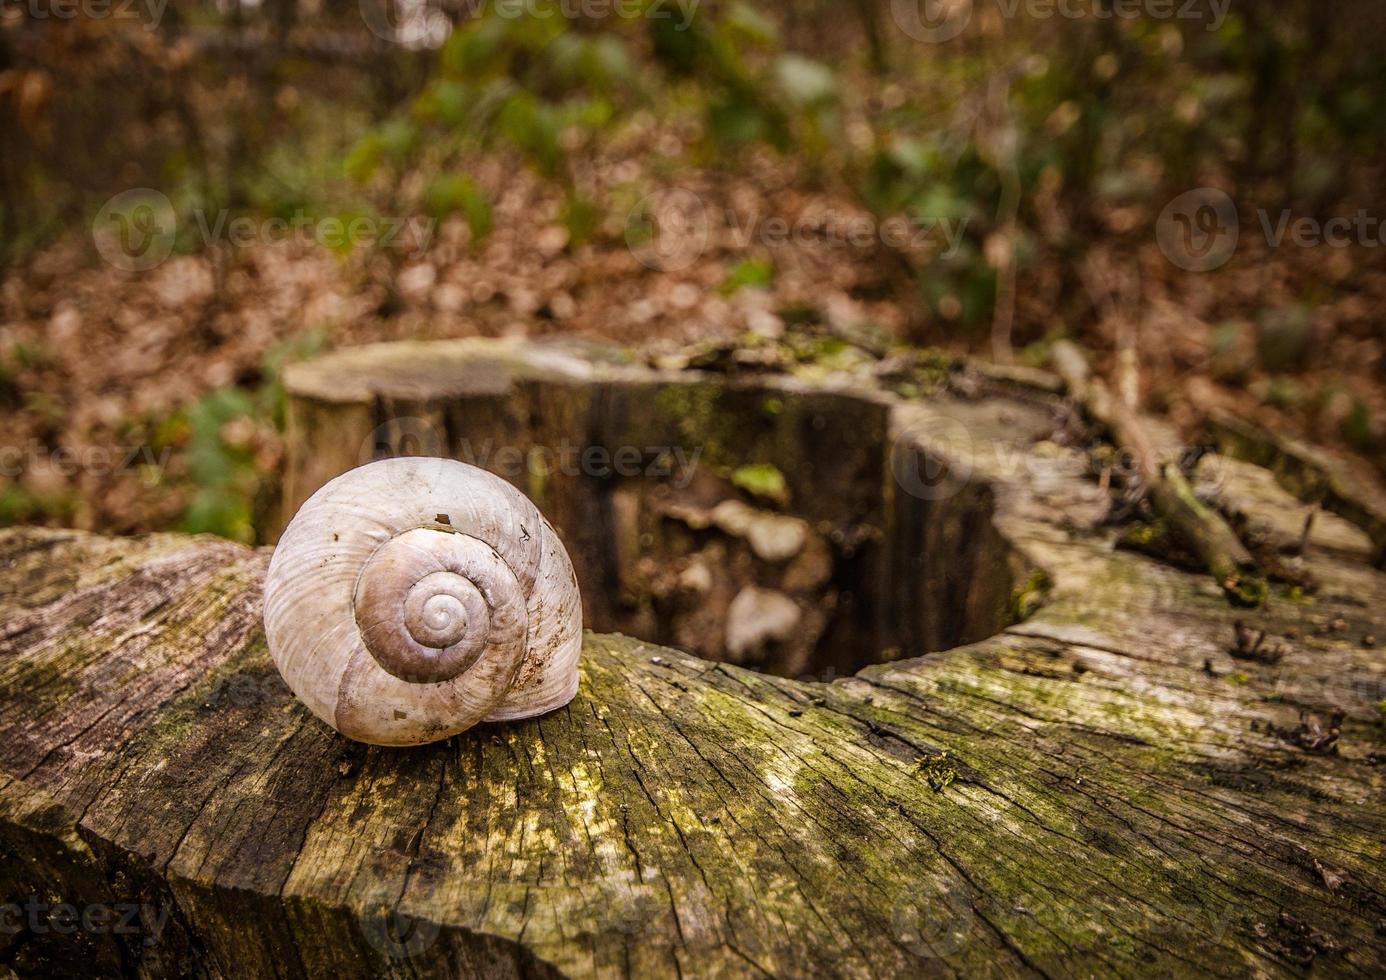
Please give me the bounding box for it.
[1,340,1384,977]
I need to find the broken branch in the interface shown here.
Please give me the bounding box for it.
[1051,341,1266,606]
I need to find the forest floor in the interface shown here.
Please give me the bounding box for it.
[3,128,1385,541]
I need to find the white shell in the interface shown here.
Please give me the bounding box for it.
[263,457,582,746]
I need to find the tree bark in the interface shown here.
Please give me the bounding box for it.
[1205,408,1386,569]
[2,349,1385,976]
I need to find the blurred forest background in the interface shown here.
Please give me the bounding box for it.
[2,0,1384,543]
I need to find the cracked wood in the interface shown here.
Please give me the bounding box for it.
[2,394,1385,977]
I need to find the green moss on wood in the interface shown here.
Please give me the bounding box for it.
[730,463,789,506]
[1009,569,1052,620]
[917,755,959,792]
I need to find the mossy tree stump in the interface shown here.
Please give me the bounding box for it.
[2,339,1384,977]
[278,339,1035,677]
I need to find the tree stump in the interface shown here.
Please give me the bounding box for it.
[277,339,1039,677]
[2,339,1384,977]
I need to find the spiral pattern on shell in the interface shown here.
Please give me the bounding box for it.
[263,458,582,746]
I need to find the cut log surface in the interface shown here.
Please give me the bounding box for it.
[3,346,1386,978]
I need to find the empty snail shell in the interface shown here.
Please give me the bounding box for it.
[263,457,582,746]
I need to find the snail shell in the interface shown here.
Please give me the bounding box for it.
[263,457,582,746]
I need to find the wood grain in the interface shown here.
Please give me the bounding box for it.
[2,357,1384,977]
